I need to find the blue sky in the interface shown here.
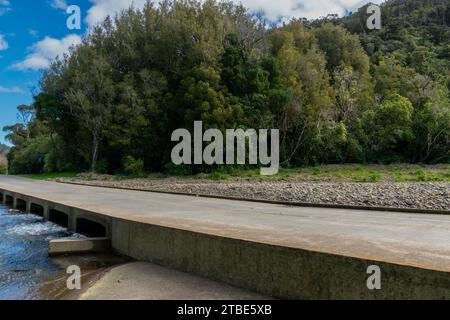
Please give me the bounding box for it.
[0,0,89,144]
[0,0,383,145]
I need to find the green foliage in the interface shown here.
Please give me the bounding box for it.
[95,159,109,174]
[123,156,145,177]
[7,136,52,174]
[208,171,231,180]
[314,23,370,75]
[202,164,450,183]
[363,94,414,162]
[27,172,78,180]
[3,0,450,175]
[6,134,76,174]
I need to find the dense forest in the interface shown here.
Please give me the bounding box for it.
[3,0,449,175]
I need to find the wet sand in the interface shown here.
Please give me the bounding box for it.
[38,254,129,300]
[65,262,269,300]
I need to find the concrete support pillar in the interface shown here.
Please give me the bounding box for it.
[13,197,17,209]
[26,201,31,213]
[43,204,50,220]
[68,211,77,233]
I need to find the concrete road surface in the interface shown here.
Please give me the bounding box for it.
[1,175,450,272]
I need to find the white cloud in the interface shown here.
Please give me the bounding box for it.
[11,34,82,71]
[50,0,68,10]
[0,34,8,51]
[86,0,148,27]
[0,86,24,94]
[85,0,385,27]
[242,0,384,21]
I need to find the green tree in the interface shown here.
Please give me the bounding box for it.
[363,94,414,162]
[63,40,115,172]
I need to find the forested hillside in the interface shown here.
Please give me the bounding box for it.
[340,0,449,95]
[3,0,449,175]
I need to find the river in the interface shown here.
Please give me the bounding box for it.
[0,204,126,300]
[0,204,71,299]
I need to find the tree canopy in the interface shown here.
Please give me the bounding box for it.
[4,0,449,175]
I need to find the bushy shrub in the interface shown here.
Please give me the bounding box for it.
[123,156,145,177]
[41,136,76,173]
[362,94,414,162]
[8,136,51,174]
[7,135,76,174]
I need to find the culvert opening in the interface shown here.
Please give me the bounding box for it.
[5,195,13,206]
[16,199,27,212]
[49,209,69,228]
[0,192,3,203]
[30,203,44,217]
[76,218,106,238]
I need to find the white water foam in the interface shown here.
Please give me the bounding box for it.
[6,221,67,236]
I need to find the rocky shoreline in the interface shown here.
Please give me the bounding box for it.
[56,176,450,211]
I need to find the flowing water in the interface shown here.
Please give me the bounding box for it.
[0,204,71,299]
[0,203,128,300]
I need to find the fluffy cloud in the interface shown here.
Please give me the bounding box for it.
[0,34,8,51]
[242,0,385,21]
[85,0,385,26]
[86,0,148,27]
[50,0,68,10]
[0,86,23,94]
[11,34,82,71]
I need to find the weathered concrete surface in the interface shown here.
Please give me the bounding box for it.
[75,262,269,300]
[49,238,111,256]
[1,175,450,299]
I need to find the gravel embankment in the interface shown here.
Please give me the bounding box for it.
[56,175,450,211]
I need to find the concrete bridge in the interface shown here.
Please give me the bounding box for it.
[1,175,450,299]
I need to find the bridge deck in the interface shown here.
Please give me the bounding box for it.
[1,175,449,273]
